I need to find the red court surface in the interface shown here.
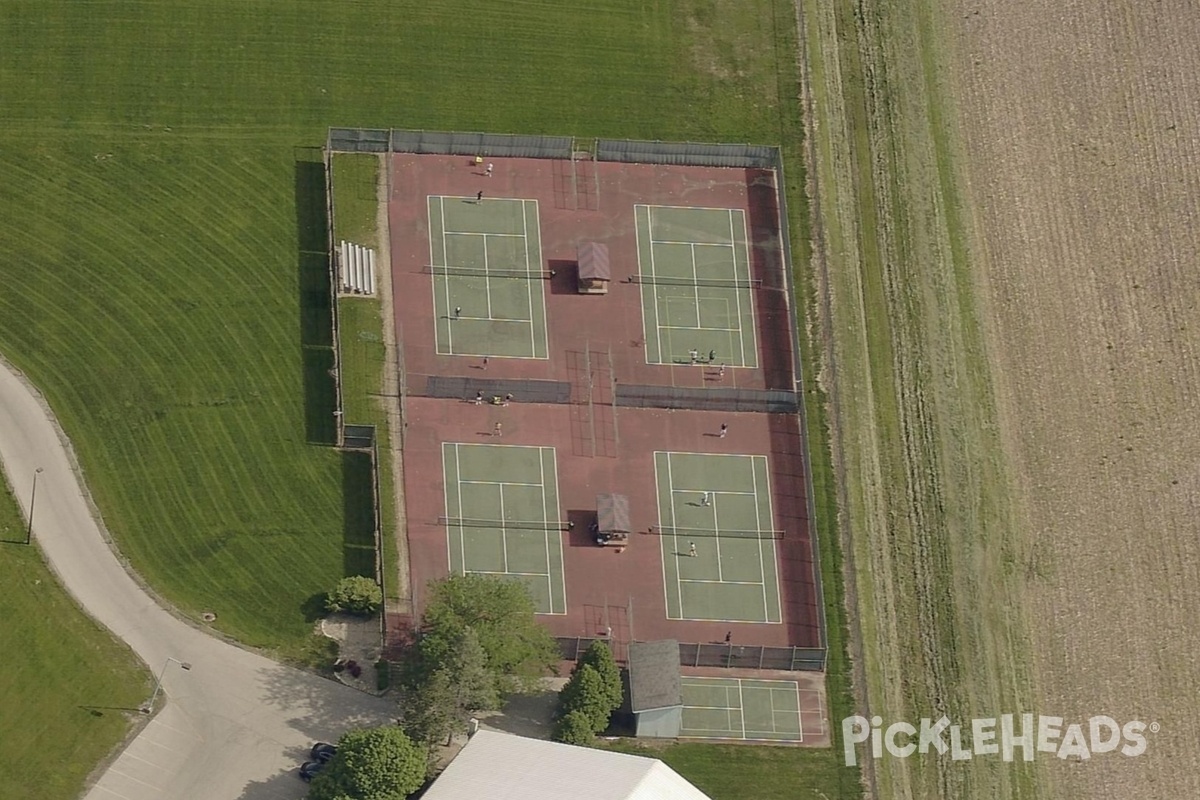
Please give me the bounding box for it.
[389,153,822,654]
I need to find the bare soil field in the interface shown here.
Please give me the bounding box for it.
[944,1,1200,796]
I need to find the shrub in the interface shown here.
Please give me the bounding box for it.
[325,576,382,616]
[554,709,597,746]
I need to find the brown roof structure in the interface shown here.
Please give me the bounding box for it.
[577,242,610,281]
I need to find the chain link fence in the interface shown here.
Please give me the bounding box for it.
[595,138,777,169]
[556,636,825,672]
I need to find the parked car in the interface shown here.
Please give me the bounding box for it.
[310,742,338,763]
[299,760,326,782]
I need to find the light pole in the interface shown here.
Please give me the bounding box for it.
[25,468,43,545]
[141,657,192,714]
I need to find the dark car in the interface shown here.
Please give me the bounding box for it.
[299,760,326,782]
[310,742,338,763]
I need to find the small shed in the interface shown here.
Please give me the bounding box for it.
[577,242,611,294]
[628,640,683,738]
[594,493,630,546]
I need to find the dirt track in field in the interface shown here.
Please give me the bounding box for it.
[945,1,1200,796]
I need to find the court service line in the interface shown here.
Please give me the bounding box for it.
[659,324,741,333]
[711,493,725,582]
[472,569,551,578]
[736,209,756,366]
[758,456,783,621]
[671,487,758,498]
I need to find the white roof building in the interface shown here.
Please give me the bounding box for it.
[421,729,714,800]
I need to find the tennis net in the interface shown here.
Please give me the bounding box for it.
[425,265,553,280]
[440,516,571,532]
[650,525,784,540]
[629,274,761,289]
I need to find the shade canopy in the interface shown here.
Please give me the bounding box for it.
[596,493,630,534]
[577,242,611,281]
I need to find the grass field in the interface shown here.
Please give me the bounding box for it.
[799,0,1042,796]
[0,1,862,796]
[0,479,147,799]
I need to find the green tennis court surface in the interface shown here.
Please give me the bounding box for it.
[655,451,781,622]
[679,677,804,742]
[442,443,565,614]
[429,196,548,359]
[635,204,757,367]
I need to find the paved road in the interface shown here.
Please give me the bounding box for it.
[0,359,397,800]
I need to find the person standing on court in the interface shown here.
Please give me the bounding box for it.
[494,422,503,437]
[476,190,483,201]
[486,162,494,177]
[719,423,728,438]
[474,390,484,405]
[689,542,697,557]
[454,306,462,319]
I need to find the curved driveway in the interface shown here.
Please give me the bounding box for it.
[0,360,396,800]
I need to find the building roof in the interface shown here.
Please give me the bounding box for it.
[422,730,712,800]
[627,640,683,712]
[578,242,611,281]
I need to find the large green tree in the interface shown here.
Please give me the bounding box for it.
[577,641,623,711]
[400,627,499,748]
[410,574,559,695]
[307,727,424,800]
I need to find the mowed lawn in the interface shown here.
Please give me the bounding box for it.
[0,2,859,797]
[0,481,146,800]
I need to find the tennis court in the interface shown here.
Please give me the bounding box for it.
[654,451,782,623]
[679,676,804,742]
[634,204,757,368]
[428,195,548,359]
[441,443,565,614]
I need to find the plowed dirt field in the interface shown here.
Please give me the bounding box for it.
[946,2,1200,796]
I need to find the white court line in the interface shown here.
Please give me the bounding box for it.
[522,201,535,357]
[650,238,735,247]
[711,492,724,582]
[689,242,702,322]
[751,457,769,620]
[460,478,542,487]
[660,323,741,333]
[445,231,525,238]
[497,484,509,573]
[758,455,783,621]
[671,487,757,497]
[666,452,685,617]
[455,444,466,573]
[471,569,551,578]
[728,209,746,365]
[679,578,766,586]
[539,448,553,611]
[737,681,747,738]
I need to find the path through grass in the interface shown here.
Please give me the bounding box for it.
[0,480,146,799]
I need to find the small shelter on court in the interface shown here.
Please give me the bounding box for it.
[594,493,631,547]
[576,242,611,294]
[628,639,684,738]
[421,729,712,800]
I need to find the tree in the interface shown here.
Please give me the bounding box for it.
[326,576,382,616]
[412,574,559,694]
[400,627,499,749]
[553,709,596,746]
[558,664,612,733]
[577,641,623,712]
[307,726,424,800]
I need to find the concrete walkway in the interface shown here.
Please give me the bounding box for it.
[0,358,397,800]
